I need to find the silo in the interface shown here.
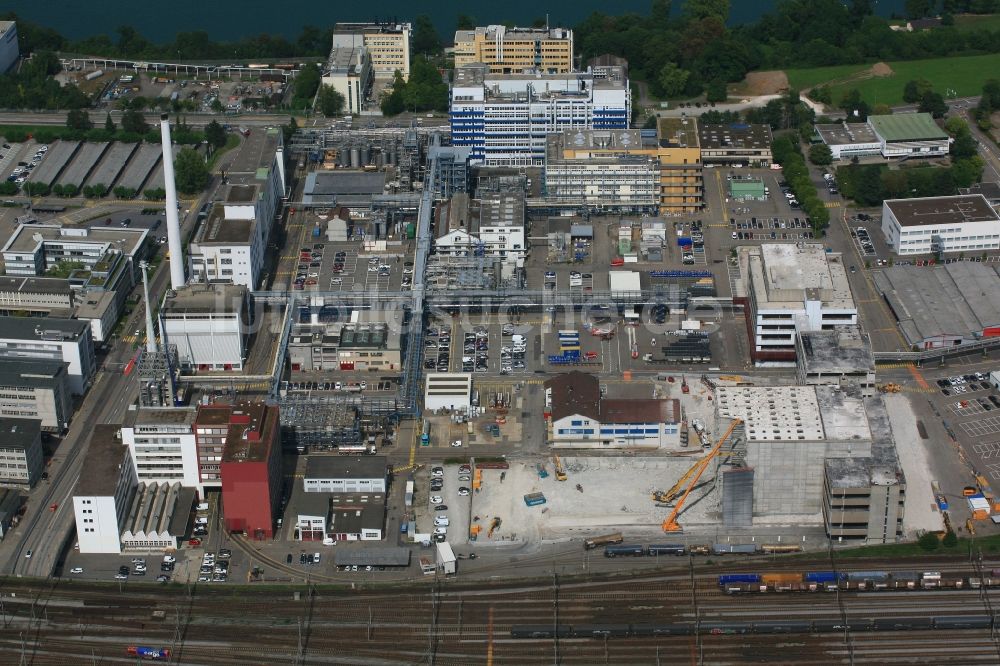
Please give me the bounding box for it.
[350,146,361,169]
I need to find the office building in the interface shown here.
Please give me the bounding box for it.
[160,284,251,372]
[1,223,148,279]
[72,425,137,554]
[0,21,19,74]
[734,244,857,363]
[322,37,373,114]
[868,113,949,158]
[0,277,75,314]
[0,316,95,394]
[303,456,388,493]
[545,371,681,449]
[218,402,282,539]
[333,22,411,79]
[0,418,43,487]
[121,407,201,490]
[453,25,573,74]
[698,123,773,166]
[450,64,630,166]
[0,359,73,432]
[881,194,1000,255]
[188,130,285,289]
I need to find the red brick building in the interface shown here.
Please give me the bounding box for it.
[216,402,281,540]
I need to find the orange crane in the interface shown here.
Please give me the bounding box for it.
[661,418,742,532]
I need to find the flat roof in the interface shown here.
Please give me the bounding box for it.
[716,386,825,442]
[0,418,40,450]
[452,64,624,91]
[872,262,1000,344]
[885,195,999,227]
[325,45,367,74]
[221,403,279,463]
[1,223,148,257]
[825,393,904,489]
[600,398,680,424]
[815,122,879,145]
[0,315,89,341]
[161,284,247,315]
[741,244,855,310]
[657,117,700,149]
[76,424,126,496]
[196,206,254,244]
[305,455,388,480]
[455,25,572,42]
[814,385,872,443]
[868,113,948,142]
[124,405,198,428]
[0,358,67,389]
[0,276,73,296]
[798,327,875,375]
[305,171,385,196]
[548,129,654,154]
[334,547,410,567]
[698,123,773,150]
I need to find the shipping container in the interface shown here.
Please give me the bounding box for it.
[523,492,547,507]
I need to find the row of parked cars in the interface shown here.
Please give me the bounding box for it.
[198,549,231,583]
[428,464,473,542]
[939,373,995,398]
[6,144,47,186]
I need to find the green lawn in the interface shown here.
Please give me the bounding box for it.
[828,533,1000,559]
[786,52,1000,106]
[952,13,1000,32]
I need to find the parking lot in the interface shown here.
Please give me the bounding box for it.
[418,463,474,547]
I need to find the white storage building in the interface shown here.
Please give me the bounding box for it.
[160,284,251,372]
[424,373,473,412]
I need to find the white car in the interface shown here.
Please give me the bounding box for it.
[430,495,443,504]
[433,527,448,535]
[162,555,176,564]
[434,517,450,527]
[70,567,84,574]
[330,277,342,285]
[450,440,463,447]
[431,469,443,477]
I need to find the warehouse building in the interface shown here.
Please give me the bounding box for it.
[734,244,858,363]
[868,113,949,158]
[545,371,681,449]
[814,122,882,161]
[296,492,386,542]
[698,123,773,166]
[333,22,411,79]
[219,402,282,540]
[872,261,1000,348]
[0,359,73,432]
[0,418,43,487]
[303,456,388,493]
[0,316,95,394]
[160,284,251,372]
[424,373,473,412]
[881,194,1000,255]
[450,64,630,166]
[453,25,573,74]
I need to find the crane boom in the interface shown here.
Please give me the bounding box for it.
[661,418,742,532]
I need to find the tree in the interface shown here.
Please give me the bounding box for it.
[66,108,92,131]
[839,88,871,121]
[872,103,892,116]
[945,115,968,136]
[121,108,148,134]
[683,0,730,22]
[918,90,948,118]
[455,14,477,31]
[210,98,224,113]
[705,79,728,103]
[917,532,940,551]
[204,120,227,150]
[317,84,345,116]
[293,62,321,106]
[651,0,673,26]
[380,71,406,116]
[905,0,932,18]
[810,85,833,105]
[902,78,933,104]
[173,148,210,195]
[809,144,833,165]
[942,530,958,547]
[658,62,690,97]
[104,113,116,132]
[412,15,442,56]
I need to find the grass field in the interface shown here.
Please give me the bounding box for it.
[785,52,1000,106]
[953,13,1000,31]
[827,533,1000,559]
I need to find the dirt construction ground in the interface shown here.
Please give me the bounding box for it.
[740,71,790,96]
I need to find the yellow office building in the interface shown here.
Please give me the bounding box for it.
[453,25,574,74]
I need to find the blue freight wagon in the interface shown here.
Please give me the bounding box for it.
[718,574,762,585]
[648,544,686,556]
[805,571,840,584]
[604,544,646,557]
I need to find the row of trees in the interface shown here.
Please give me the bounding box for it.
[771,135,830,235]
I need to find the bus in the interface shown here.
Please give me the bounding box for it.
[583,532,623,550]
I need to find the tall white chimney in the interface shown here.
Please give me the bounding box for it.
[159,113,186,290]
[140,260,157,354]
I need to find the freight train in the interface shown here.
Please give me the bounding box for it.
[601,543,800,557]
[126,646,170,660]
[718,569,1000,594]
[511,615,994,639]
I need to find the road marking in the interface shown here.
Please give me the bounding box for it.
[824,201,841,209]
[907,365,931,390]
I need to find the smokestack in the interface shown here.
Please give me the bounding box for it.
[160,113,186,290]
[140,260,157,354]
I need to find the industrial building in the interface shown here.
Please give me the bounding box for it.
[0,358,73,432]
[303,456,388,493]
[453,25,574,74]
[697,123,773,166]
[795,327,876,394]
[0,316,95,394]
[814,122,882,160]
[450,64,630,166]
[868,113,950,158]
[434,191,527,266]
[544,130,660,214]
[187,130,286,289]
[288,320,402,372]
[332,22,411,79]
[0,21,19,74]
[322,37,373,114]
[0,418,44,487]
[120,407,201,490]
[715,385,889,521]
[160,284,251,372]
[119,481,197,552]
[424,373,473,412]
[301,171,387,211]
[428,143,471,199]
[872,261,1000,348]
[734,244,858,363]
[880,194,1000,255]
[218,402,282,540]
[545,371,681,449]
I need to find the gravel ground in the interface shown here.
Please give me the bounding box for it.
[884,393,944,534]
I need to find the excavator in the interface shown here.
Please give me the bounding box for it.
[553,454,568,482]
[661,418,742,532]
[488,517,502,538]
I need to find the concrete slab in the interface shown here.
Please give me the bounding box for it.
[146,145,180,191]
[116,143,161,192]
[27,140,79,186]
[85,142,137,189]
[883,393,944,534]
[57,141,109,187]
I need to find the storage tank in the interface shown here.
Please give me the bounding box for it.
[337,148,349,167]
[376,150,385,168]
[360,144,371,166]
[350,147,361,169]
